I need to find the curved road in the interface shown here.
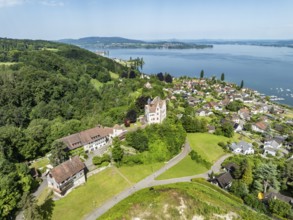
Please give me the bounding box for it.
[84,142,231,220]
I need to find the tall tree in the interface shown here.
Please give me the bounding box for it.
[253,163,280,193]
[221,73,225,81]
[164,73,173,83]
[240,80,244,89]
[49,141,68,167]
[157,72,164,81]
[112,138,123,165]
[200,70,204,79]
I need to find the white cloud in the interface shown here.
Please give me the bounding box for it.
[0,0,25,8]
[41,0,64,7]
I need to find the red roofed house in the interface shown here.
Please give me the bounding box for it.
[145,97,166,124]
[252,121,269,133]
[59,125,125,153]
[47,156,85,195]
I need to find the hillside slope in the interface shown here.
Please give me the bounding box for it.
[0,38,129,160]
[100,181,270,220]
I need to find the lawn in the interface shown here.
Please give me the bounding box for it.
[110,71,119,79]
[52,167,131,220]
[0,62,16,65]
[187,133,227,163]
[90,79,103,91]
[157,133,228,180]
[156,157,208,180]
[30,157,50,170]
[37,187,52,206]
[118,162,164,183]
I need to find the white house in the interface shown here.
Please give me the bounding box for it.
[47,156,85,195]
[145,97,166,124]
[59,125,125,153]
[263,140,282,156]
[230,141,254,155]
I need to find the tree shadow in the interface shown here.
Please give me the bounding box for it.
[39,198,55,220]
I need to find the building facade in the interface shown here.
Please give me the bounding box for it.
[47,156,85,195]
[145,97,166,124]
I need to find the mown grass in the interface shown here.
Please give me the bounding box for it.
[52,167,131,220]
[157,133,228,180]
[30,157,50,170]
[99,181,270,220]
[0,62,16,65]
[110,71,119,79]
[187,133,227,163]
[156,156,207,180]
[118,162,164,183]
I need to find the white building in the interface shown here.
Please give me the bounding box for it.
[59,125,125,152]
[145,97,166,124]
[47,156,85,196]
[230,141,254,155]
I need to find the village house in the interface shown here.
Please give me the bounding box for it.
[252,121,269,133]
[263,140,282,156]
[210,172,233,189]
[59,125,125,153]
[47,156,86,196]
[238,108,251,121]
[230,141,254,155]
[145,96,167,124]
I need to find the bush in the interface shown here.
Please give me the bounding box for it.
[92,154,111,166]
[189,150,212,168]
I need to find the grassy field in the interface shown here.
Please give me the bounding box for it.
[0,62,16,65]
[110,71,119,79]
[187,133,227,163]
[157,133,228,180]
[156,157,208,180]
[118,163,164,183]
[52,167,131,220]
[90,79,103,91]
[30,157,50,170]
[99,181,270,220]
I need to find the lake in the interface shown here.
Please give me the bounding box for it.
[104,45,293,106]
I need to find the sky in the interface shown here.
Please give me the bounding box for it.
[0,0,293,40]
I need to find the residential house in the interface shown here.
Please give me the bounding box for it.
[59,125,125,152]
[252,121,269,133]
[230,141,254,155]
[211,172,233,189]
[145,96,167,124]
[207,125,215,134]
[47,156,86,195]
[263,140,282,156]
[233,122,243,132]
[197,109,213,117]
[144,82,152,89]
[264,192,293,205]
[238,108,251,121]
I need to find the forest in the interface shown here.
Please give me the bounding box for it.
[0,38,150,219]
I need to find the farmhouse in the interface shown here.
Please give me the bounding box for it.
[47,156,85,196]
[145,96,166,124]
[59,125,125,152]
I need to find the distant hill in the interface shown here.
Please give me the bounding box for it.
[59,36,213,50]
[60,36,144,45]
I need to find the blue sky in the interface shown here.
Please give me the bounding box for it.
[0,0,292,40]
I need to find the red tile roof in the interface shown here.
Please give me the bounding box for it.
[59,126,113,150]
[50,156,85,184]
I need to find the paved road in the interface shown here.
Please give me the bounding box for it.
[84,142,191,220]
[84,141,232,220]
